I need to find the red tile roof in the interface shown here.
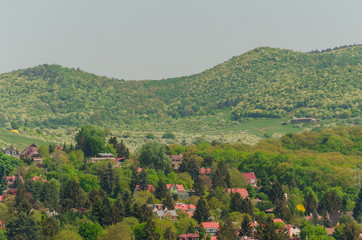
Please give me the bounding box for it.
[226,188,249,198]
[32,176,47,182]
[136,184,155,192]
[177,233,199,238]
[273,218,285,224]
[0,195,4,201]
[6,176,24,185]
[199,168,211,175]
[166,184,185,192]
[242,172,257,182]
[198,222,219,230]
[174,203,196,211]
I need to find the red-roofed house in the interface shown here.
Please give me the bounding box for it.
[6,176,24,186]
[242,172,258,188]
[134,185,155,194]
[177,233,199,240]
[197,222,219,237]
[166,184,185,193]
[175,203,196,217]
[200,168,212,175]
[20,144,43,165]
[32,176,47,182]
[273,218,285,224]
[137,167,142,173]
[226,188,249,198]
[0,195,5,202]
[0,220,4,229]
[55,145,63,150]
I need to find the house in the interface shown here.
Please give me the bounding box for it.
[242,172,258,188]
[0,195,5,202]
[177,233,200,240]
[134,184,155,194]
[171,155,183,171]
[20,144,43,165]
[226,188,249,198]
[155,207,178,220]
[32,176,47,182]
[89,153,116,163]
[0,220,4,229]
[6,175,24,186]
[167,184,189,200]
[287,225,301,237]
[200,168,211,175]
[1,148,20,158]
[196,222,219,237]
[174,203,196,217]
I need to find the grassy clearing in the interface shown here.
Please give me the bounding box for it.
[0,129,48,151]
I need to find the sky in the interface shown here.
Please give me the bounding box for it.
[1,0,361,80]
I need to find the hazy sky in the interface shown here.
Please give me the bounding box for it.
[1,0,361,80]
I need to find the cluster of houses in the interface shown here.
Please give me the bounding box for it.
[2,144,43,166]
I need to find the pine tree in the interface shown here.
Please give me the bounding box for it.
[187,222,195,233]
[242,198,254,217]
[255,215,289,240]
[6,213,42,240]
[138,204,153,223]
[0,175,8,193]
[198,224,206,240]
[143,219,161,240]
[13,173,22,189]
[230,192,243,212]
[41,179,60,211]
[269,180,283,203]
[15,182,27,208]
[239,214,252,237]
[212,162,230,189]
[193,175,204,197]
[193,197,210,223]
[162,193,174,210]
[163,227,176,240]
[305,191,318,215]
[217,218,237,240]
[353,188,361,221]
[155,178,167,200]
[275,198,291,223]
[62,179,84,209]
[113,196,125,223]
[101,162,114,194]
[138,169,148,191]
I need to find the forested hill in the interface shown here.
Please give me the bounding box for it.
[0,45,361,128]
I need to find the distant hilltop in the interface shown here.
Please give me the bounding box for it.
[0,45,360,128]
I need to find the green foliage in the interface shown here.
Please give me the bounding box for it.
[162,131,175,139]
[78,222,103,240]
[193,197,210,223]
[6,213,42,240]
[138,141,171,171]
[0,46,360,129]
[0,152,22,176]
[75,125,106,157]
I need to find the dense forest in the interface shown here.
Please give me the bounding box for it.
[0,45,360,128]
[0,125,360,239]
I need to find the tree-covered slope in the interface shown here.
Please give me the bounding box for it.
[0,45,360,128]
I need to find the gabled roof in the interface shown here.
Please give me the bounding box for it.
[166,184,185,192]
[242,172,258,182]
[32,176,47,182]
[273,218,285,224]
[174,203,196,211]
[136,184,155,192]
[6,176,24,184]
[177,233,199,238]
[198,222,219,230]
[200,167,211,175]
[226,188,249,198]
[171,155,183,161]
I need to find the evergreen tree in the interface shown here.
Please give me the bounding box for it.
[138,169,148,191]
[15,182,27,208]
[179,157,200,179]
[318,190,342,216]
[144,219,161,240]
[239,214,252,237]
[0,175,8,193]
[193,175,204,197]
[138,204,153,223]
[62,179,84,209]
[40,216,59,240]
[217,218,237,240]
[163,227,176,240]
[352,188,361,221]
[123,191,133,217]
[242,198,254,217]
[162,193,174,210]
[230,192,243,212]
[187,221,195,233]
[101,162,114,195]
[193,197,210,223]
[305,191,318,215]
[269,180,283,203]
[275,198,291,223]
[212,162,230,189]
[13,173,22,189]
[41,179,60,211]
[342,222,360,240]
[198,224,206,240]
[6,213,42,240]
[255,215,289,240]
[155,178,167,200]
[113,196,125,223]
[113,175,122,198]
[91,196,104,225]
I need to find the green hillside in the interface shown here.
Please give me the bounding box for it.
[0,45,360,129]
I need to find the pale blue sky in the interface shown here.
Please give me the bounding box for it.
[1,0,361,79]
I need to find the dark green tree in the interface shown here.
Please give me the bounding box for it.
[275,198,291,223]
[75,125,106,157]
[162,193,174,210]
[144,219,161,240]
[179,155,200,179]
[0,175,7,193]
[6,213,42,240]
[41,179,60,211]
[254,215,288,240]
[193,175,204,197]
[62,179,84,209]
[198,224,206,240]
[108,137,130,158]
[155,178,167,200]
[138,141,171,171]
[269,180,283,203]
[101,162,114,194]
[212,161,230,189]
[239,214,252,238]
[217,218,238,240]
[163,227,176,240]
[13,173,22,189]
[193,197,210,223]
[78,222,103,240]
[318,190,342,216]
[40,216,59,240]
[305,191,318,216]
[138,204,153,223]
[352,188,361,221]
